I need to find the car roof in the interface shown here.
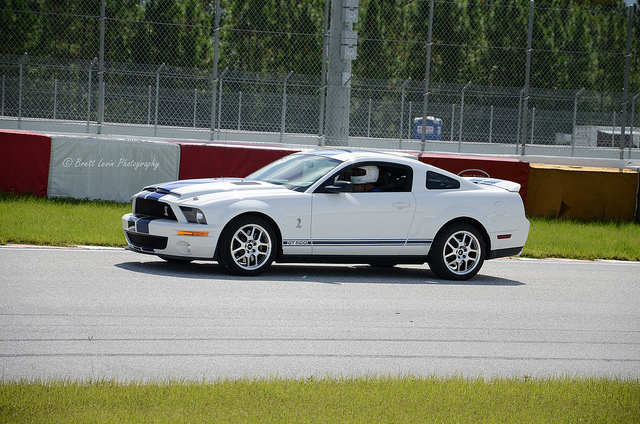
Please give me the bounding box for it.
[304,148,420,164]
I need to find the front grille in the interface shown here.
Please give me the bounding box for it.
[125,231,168,250]
[134,197,177,220]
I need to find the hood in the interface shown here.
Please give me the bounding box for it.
[143,178,286,199]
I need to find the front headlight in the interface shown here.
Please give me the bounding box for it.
[180,207,208,224]
[196,210,206,224]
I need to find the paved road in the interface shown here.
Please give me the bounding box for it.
[1,245,639,381]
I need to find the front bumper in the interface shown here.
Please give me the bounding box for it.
[122,213,218,260]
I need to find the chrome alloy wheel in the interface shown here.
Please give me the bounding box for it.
[230,223,273,271]
[442,229,482,275]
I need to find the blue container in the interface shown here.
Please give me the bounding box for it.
[412,116,443,140]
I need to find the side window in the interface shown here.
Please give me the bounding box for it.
[373,165,412,192]
[426,171,461,190]
[319,163,412,193]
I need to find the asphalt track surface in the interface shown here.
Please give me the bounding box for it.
[1,245,639,382]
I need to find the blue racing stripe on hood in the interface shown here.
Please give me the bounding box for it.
[155,179,230,191]
[143,191,165,201]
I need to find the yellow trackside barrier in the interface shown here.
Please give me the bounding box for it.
[526,163,640,221]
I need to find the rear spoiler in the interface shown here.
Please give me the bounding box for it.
[463,177,521,193]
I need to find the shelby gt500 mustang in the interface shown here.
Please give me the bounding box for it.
[122,150,529,280]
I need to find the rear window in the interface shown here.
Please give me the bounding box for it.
[426,171,460,190]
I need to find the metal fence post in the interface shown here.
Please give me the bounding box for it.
[612,111,616,148]
[18,53,27,129]
[193,89,198,128]
[408,101,413,139]
[147,86,152,125]
[97,0,105,134]
[53,79,58,120]
[399,77,411,149]
[631,92,640,159]
[324,0,354,147]
[519,0,534,156]
[87,57,97,131]
[280,71,293,143]
[450,103,455,142]
[238,91,242,130]
[367,98,372,137]
[530,107,535,144]
[210,0,221,141]
[571,87,586,157]
[458,81,471,152]
[317,0,330,146]
[620,4,633,159]
[154,62,165,136]
[1,75,4,116]
[489,105,494,143]
[420,0,435,152]
[217,68,229,132]
[516,89,523,154]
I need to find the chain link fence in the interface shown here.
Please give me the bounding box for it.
[1,0,638,158]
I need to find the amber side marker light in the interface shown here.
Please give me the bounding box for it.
[177,231,209,236]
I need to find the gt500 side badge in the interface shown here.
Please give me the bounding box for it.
[283,240,310,246]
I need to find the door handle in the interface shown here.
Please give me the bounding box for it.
[392,202,411,209]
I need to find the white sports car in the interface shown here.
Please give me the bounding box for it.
[122,149,529,280]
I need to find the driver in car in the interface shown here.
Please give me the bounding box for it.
[351,166,381,192]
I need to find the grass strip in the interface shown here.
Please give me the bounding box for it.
[0,193,130,247]
[1,376,639,423]
[524,216,640,261]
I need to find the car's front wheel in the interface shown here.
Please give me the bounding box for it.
[217,216,277,276]
[427,223,485,280]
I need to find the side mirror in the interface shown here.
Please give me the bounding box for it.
[321,180,352,193]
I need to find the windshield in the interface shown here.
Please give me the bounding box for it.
[247,153,341,191]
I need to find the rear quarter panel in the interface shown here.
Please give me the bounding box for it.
[409,184,527,254]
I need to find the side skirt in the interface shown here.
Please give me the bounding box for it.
[278,255,427,265]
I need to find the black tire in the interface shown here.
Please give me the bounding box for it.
[217,216,277,276]
[427,223,486,280]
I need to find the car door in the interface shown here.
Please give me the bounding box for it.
[310,163,416,256]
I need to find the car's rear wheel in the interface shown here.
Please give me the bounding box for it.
[428,223,485,280]
[217,216,276,276]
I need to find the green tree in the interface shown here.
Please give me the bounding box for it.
[222,0,323,74]
[479,0,531,88]
[0,0,43,55]
[120,0,214,68]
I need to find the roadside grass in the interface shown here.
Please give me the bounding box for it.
[525,216,640,261]
[2,376,639,423]
[0,193,130,247]
[1,193,639,261]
